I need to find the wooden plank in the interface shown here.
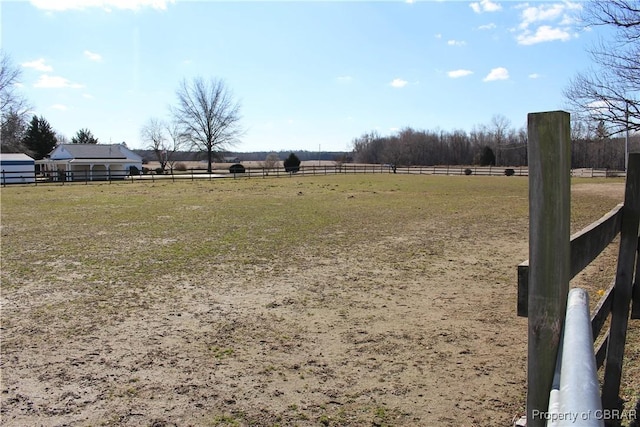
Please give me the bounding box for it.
[526,111,571,427]
[517,204,622,318]
[602,152,640,418]
[595,330,610,370]
[632,236,640,319]
[570,204,623,278]
[591,279,615,340]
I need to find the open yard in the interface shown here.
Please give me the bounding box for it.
[1,174,637,426]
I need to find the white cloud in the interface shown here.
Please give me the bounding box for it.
[336,75,353,83]
[519,3,574,30]
[529,73,541,79]
[515,2,581,45]
[517,25,572,45]
[478,23,496,30]
[434,33,442,39]
[21,58,53,72]
[84,50,103,62]
[82,93,94,99]
[390,78,408,88]
[483,67,509,82]
[447,40,467,46]
[470,0,502,14]
[34,74,84,89]
[51,104,68,111]
[29,0,175,11]
[447,69,473,78]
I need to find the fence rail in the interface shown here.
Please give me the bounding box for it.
[1,164,630,186]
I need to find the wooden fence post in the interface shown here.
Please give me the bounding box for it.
[527,111,571,427]
[601,152,640,424]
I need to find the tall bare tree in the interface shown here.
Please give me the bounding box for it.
[564,0,640,134]
[140,118,169,171]
[1,51,31,152]
[140,118,188,172]
[0,52,28,116]
[490,114,511,166]
[172,77,243,173]
[164,120,188,171]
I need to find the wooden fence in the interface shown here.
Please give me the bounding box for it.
[2,163,631,186]
[518,111,639,427]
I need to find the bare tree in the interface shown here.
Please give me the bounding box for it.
[261,153,280,172]
[1,52,28,116]
[491,114,511,166]
[140,118,188,172]
[1,51,31,152]
[140,118,169,171]
[56,132,69,144]
[564,0,640,134]
[172,77,243,173]
[164,120,187,171]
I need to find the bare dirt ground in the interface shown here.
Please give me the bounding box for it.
[0,178,635,427]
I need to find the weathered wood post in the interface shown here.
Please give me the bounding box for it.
[527,111,571,427]
[602,152,640,425]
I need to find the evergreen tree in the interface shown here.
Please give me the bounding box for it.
[475,146,496,166]
[71,128,99,144]
[22,115,57,159]
[284,153,301,173]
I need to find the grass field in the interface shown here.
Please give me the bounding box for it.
[1,174,637,426]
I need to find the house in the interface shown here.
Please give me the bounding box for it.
[0,153,35,185]
[38,144,143,181]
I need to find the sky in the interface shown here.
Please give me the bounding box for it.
[1,0,610,152]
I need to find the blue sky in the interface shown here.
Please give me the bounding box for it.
[2,0,606,152]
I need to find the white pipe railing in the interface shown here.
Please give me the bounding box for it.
[547,288,604,427]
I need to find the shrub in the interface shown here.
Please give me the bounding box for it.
[504,168,515,176]
[174,162,187,172]
[464,168,472,176]
[229,163,246,174]
[155,167,164,175]
[475,146,496,166]
[284,153,301,173]
[129,165,140,175]
[142,167,150,174]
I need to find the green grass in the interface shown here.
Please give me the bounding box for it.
[1,176,526,286]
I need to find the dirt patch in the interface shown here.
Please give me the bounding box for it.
[0,177,632,426]
[571,181,625,200]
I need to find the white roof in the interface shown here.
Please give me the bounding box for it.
[0,153,34,162]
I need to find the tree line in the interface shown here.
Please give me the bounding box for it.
[351,116,639,169]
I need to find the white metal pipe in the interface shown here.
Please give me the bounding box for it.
[547,334,563,427]
[554,288,604,427]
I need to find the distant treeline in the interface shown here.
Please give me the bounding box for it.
[351,125,640,169]
[134,125,640,170]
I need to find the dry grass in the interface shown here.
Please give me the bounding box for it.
[0,175,637,426]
